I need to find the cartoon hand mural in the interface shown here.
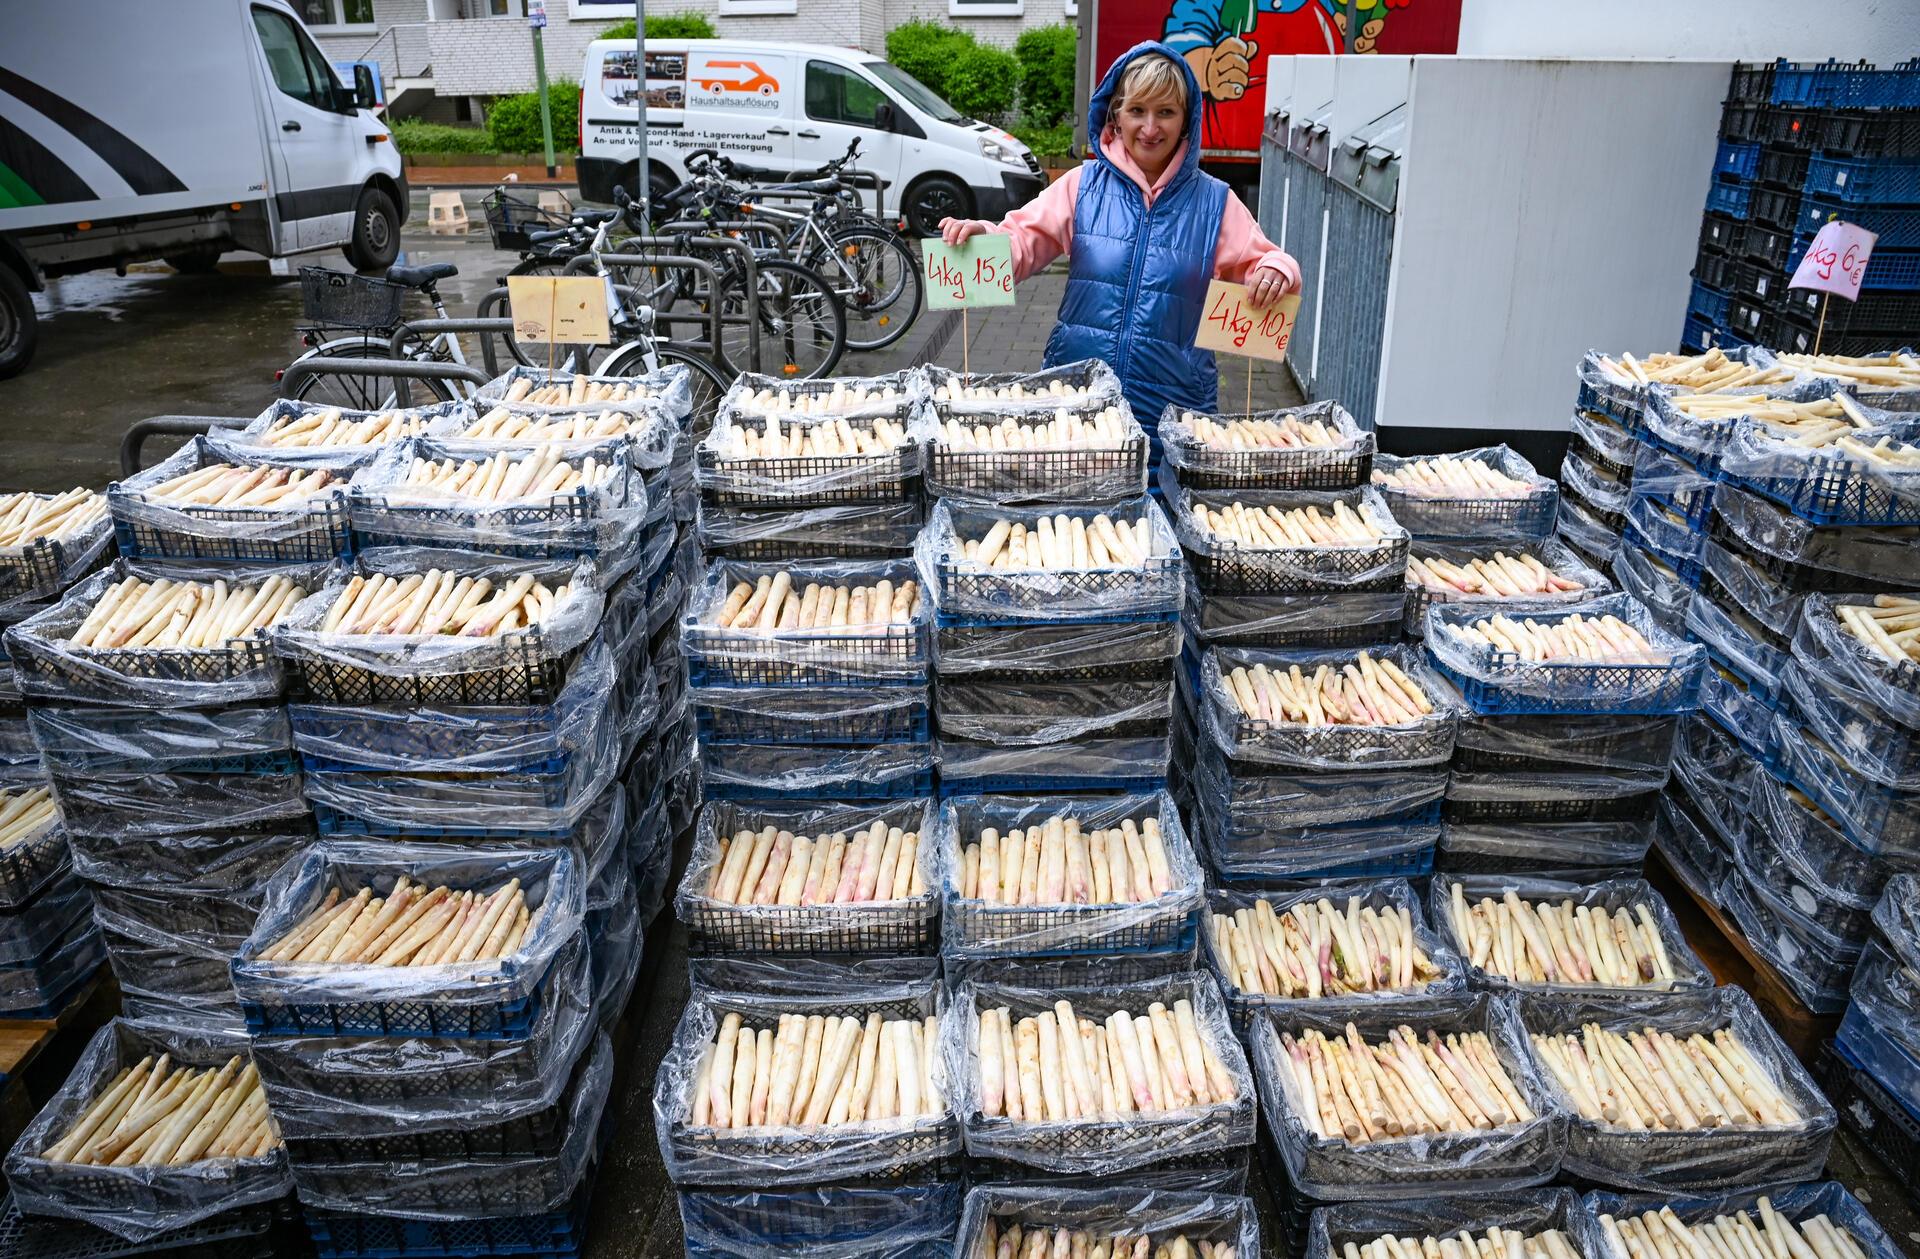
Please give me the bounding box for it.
[1182,36,1256,101]
[1163,0,1400,102]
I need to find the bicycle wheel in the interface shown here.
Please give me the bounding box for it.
[286,337,454,410]
[805,226,922,352]
[714,258,847,381]
[602,339,731,437]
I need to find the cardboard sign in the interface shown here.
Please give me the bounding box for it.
[506,275,611,344]
[1789,219,1878,301]
[1194,279,1301,363]
[922,236,1017,311]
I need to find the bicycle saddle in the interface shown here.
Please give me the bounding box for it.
[386,262,459,287]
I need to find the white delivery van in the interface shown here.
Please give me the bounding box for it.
[577,39,1046,238]
[0,0,406,377]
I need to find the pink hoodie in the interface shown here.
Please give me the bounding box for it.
[954,131,1301,291]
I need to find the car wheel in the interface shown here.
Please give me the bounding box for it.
[164,251,222,274]
[905,175,970,238]
[343,186,401,271]
[0,265,37,380]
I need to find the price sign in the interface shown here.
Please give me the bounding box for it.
[1194,279,1301,363]
[921,235,1016,311]
[506,275,611,345]
[1789,219,1877,301]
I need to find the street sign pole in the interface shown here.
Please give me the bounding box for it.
[529,0,556,178]
[633,0,649,216]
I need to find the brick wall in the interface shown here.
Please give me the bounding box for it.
[429,15,623,95]
[880,0,1073,48]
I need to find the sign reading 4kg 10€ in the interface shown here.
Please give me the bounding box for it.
[1194,279,1301,364]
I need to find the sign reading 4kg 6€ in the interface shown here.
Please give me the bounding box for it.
[1194,279,1301,363]
[922,235,1017,311]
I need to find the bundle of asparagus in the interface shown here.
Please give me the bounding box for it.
[733,383,910,417]
[708,573,920,631]
[394,445,616,502]
[1178,410,1344,451]
[502,375,652,406]
[1454,614,1663,663]
[1374,458,1536,500]
[1529,1025,1800,1130]
[714,414,910,459]
[689,1008,944,1130]
[1776,351,1920,391]
[68,576,306,650]
[956,813,1174,906]
[142,464,340,508]
[258,876,533,967]
[935,378,1098,406]
[1210,896,1439,999]
[705,818,924,905]
[975,1222,1236,1259]
[1824,430,1920,468]
[1666,394,1863,445]
[319,570,571,637]
[1340,1223,1581,1259]
[0,786,57,851]
[1595,1200,1867,1259]
[1407,553,1586,598]
[40,1055,278,1166]
[1594,351,1793,393]
[257,408,428,449]
[976,997,1237,1123]
[0,490,107,548]
[1446,887,1676,988]
[958,515,1154,569]
[1221,654,1433,727]
[1192,500,1386,548]
[461,406,644,443]
[936,406,1130,451]
[1275,1024,1535,1142]
[1834,596,1920,665]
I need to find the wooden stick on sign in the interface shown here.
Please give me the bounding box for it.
[962,309,969,379]
[1815,292,1830,356]
[547,279,558,378]
[1246,357,1253,417]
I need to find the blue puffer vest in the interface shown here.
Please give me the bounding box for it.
[1044,42,1228,422]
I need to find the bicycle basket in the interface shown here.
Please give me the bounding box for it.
[484,190,572,253]
[299,267,407,329]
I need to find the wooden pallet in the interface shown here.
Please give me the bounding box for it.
[0,967,114,1156]
[1647,852,1838,1062]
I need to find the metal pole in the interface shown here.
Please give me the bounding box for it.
[532,25,557,178]
[634,0,649,217]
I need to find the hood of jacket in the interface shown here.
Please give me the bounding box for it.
[1086,41,1206,188]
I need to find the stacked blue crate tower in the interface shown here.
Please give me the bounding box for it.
[1823,874,1920,1176]
[234,367,688,1259]
[1690,58,1920,355]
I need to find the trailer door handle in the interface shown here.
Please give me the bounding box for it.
[282,120,301,132]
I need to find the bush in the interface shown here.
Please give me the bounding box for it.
[944,44,1020,122]
[486,81,580,154]
[389,120,495,155]
[1013,24,1075,127]
[600,12,715,40]
[885,20,976,100]
[1009,121,1073,160]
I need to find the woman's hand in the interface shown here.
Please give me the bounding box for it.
[940,218,990,246]
[1246,265,1295,309]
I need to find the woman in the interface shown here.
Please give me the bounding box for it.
[940,41,1300,423]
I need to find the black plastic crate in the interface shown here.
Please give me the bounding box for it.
[1739,220,1798,269]
[695,446,922,509]
[1699,213,1742,256]
[927,434,1148,504]
[1749,185,1804,232]
[1693,250,1732,291]
[1442,790,1661,825]
[1814,108,1920,158]
[1451,714,1678,776]
[1707,513,1908,595]
[1757,145,1813,188]
[285,634,580,706]
[0,1193,298,1259]
[1728,62,1776,104]
[1818,1039,1920,1178]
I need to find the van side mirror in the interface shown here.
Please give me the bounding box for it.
[352,64,378,111]
[873,101,895,132]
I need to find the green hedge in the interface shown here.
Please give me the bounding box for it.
[946,44,1019,121]
[389,120,495,155]
[884,20,975,101]
[1013,25,1075,127]
[886,20,1074,129]
[599,12,715,40]
[1008,121,1073,160]
[486,81,580,155]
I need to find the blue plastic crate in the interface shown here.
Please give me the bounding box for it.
[1705,181,1752,218]
[701,768,936,802]
[1575,379,1637,427]
[1795,200,1920,248]
[1839,1001,1920,1113]
[1430,651,1703,717]
[1714,141,1761,181]
[1787,239,1920,290]
[937,772,1167,798]
[1622,524,1706,588]
[1805,154,1920,205]
[1681,314,1716,355]
[694,699,930,746]
[1687,281,1732,329]
[1773,57,1920,109]
[1728,458,1920,528]
[240,948,561,1041]
[306,1168,594,1258]
[1206,842,1437,886]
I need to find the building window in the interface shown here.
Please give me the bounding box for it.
[718,0,800,13]
[486,0,526,15]
[291,0,375,29]
[949,0,1024,15]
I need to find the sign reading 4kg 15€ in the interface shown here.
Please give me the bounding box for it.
[922,236,1017,311]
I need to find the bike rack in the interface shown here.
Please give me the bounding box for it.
[277,356,492,401]
[119,415,250,477]
[576,246,751,374]
[384,317,517,380]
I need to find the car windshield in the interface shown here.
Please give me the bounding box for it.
[865,61,963,123]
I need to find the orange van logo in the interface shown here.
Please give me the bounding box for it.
[693,60,779,96]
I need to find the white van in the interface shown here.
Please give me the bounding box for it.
[577,39,1046,237]
[0,0,406,377]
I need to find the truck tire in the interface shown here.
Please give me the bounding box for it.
[0,265,36,380]
[164,251,222,274]
[343,186,401,272]
[903,175,970,238]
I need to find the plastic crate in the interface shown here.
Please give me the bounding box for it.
[1427,596,1707,717]
[1758,145,1812,188]
[1748,185,1803,232]
[1795,200,1920,248]
[1705,181,1751,218]
[1441,789,1660,826]
[1451,712,1678,776]
[1698,213,1742,258]
[694,692,930,745]
[1728,62,1776,103]
[1705,511,1905,595]
[1159,402,1375,492]
[1786,239,1920,291]
[110,453,354,564]
[926,500,1184,616]
[696,440,922,510]
[926,430,1148,505]
[1693,249,1732,293]
[303,1166,595,1259]
[299,267,406,329]
[1805,155,1920,205]
[239,941,564,1041]
[1725,449,1920,528]
[1814,108,1920,157]
[1738,220,1797,270]
[701,762,935,802]
[0,1193,296,1259]
[0,821,67,911]
[1819,1038,1920,1177]
[1686,281,1731,330]
[1713,140,1761,181]
[1772,57,1920,109]
[1721,102,1818,148]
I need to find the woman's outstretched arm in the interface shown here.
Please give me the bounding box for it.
[939,167,1084,283]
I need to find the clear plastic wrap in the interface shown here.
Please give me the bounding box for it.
[1650,788,1735,907]
[230,398,473,455]
[26,703,291,777]
[934,727,1170,793]
[1250,991,1565,1199]
[109,435,362,563]
[1712,482,1920,588]
[697,496,926,561]
[1167,478,1409,596]
[5,559,328,706]
[1625,496,1708,572]
[441,396,683,475]
[1372,447,1559,540]
[934,613,1178,676]
[473,362,694,423]
[719,368,927,427]
[1569,411,1638,479]
[923,398,1147,506]
[1305,1187,1583,1259]
[688,953,943,996]
[918,496,1183,620]
[1424,593,1707,716]
[956,1186,1259,1259]
[1631,445,1716,527]
[935,673,1171,745]
[1739,765,1898,945]
[694,680,926,748]
[0,917,104,1016]
[272,548,603,705]
[1452,712,1678,778]
[1553,500,1619,582]
[1438,821,1652,881]
[1194,755,1448,834]
[230,841,584,1036]
[0,873,93,966]
[678,798,939,956]
[1561,451,1629,521]
[1699,536,1809,650]
[1720,412,1920,528]
[700,737,934,799]
[654,974,959,1186]
[95,902,244,1023]
[1724,873,1858,1014]
[683,557,930,685]
[0,495,113,608]
[1782,656,1920,790]
[0,794,70,910]
[48,768,308,838]
[698,406,923,508]
[1772,713,1920,862]
[1201,882,1467,1034]
[1670,715,1756,823]
[1574,1181,1908,1259]
[1188,588,1407,650]
[1405,539,1612,639]
[952,973,1256,1176]
[1429,875,1710,995]
[2,1017,289,1243]
[1643,377,1831,470]
[1196,644,1461,770]
[680,1181,962,1259]
[1159,400,1373,492]
[940,942,1197,993]
[1517,987,1836,1192]
[1845,903,1920,1104]
[1793,591,1920,736]
[922,361,1121,413]
[1686,590,1789,702]
[935,792,1202,959]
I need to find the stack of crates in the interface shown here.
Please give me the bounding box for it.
[0,492,113,1023]
[1689,58,1920,354]
[1821,875,1920,1175]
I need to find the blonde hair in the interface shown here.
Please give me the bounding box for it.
[1113,55,1187,117]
